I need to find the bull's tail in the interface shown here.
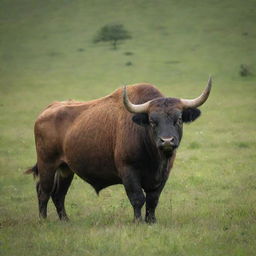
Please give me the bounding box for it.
[51,171,60,195]
[24,163,60,195]
[24,164,38,179]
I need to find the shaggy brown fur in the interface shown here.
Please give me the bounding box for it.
[26,83,203,223]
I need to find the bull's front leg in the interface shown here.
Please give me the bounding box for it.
[145,190,160,223]
[145,157,171,223]
[145,183,166,223]
[121,169,145,223]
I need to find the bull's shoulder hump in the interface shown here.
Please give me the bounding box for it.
[113,83,161,94]
[113,83,164,104]
[130,83,163,96]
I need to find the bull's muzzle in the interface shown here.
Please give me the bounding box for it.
[158,137,178,151]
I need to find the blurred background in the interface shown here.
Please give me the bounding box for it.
[0,0,255,255]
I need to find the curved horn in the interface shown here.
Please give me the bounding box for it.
[180,77,212,108]
[122,85,151,113]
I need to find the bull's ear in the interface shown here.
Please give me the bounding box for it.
[182,108,201,123]
[132,113,149,126]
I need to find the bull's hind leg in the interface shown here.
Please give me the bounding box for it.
[36,161,58,219]
[51,163,74,221]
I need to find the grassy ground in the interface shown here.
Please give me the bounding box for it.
[0,0,256,255]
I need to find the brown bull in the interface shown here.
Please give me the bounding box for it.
[26,78,212,223]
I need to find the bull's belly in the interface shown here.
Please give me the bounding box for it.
[65,156,122,193]
[76,172,122,193]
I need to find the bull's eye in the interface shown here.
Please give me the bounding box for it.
[149,119,157,128]
[176,117,183,126]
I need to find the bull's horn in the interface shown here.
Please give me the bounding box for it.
[122,85,151,113]
[180,77,212,108]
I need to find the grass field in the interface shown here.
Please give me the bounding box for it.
[0,0,256,255]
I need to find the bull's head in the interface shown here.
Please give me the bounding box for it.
[123,78,212,154]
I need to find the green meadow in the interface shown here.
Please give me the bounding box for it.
[0,0,255,255]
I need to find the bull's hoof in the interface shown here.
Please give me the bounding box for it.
[39,213,47,220]
[133,216,143,224]
[59,215,70,222]
[145,216,157,224]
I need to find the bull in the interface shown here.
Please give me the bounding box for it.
[26,78,212,223]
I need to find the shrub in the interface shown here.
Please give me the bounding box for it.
[240,64,251,77]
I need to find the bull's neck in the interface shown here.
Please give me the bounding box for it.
[142,129,174,190]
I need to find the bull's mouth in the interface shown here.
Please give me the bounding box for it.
[158,144,178,152]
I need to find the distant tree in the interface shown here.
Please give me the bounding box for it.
[93,24,131,50]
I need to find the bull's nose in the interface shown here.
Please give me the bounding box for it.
[160,137,174,144]
[159,137,175,145]
[158,137,178,151]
